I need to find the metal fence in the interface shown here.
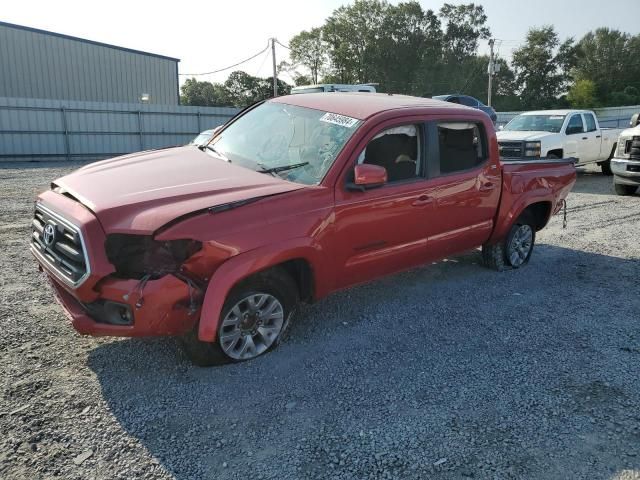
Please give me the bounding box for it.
[2,96,639,162]
[496,105,640,129]
[0,96,239,162]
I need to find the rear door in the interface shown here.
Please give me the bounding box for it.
[581,113,601,162]
[424,120,501,256]
[565,113,587,163]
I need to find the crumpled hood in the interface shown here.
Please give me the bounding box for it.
[496,131,558,142]
[54,146,305,234]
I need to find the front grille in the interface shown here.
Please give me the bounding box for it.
[498,141,523,158]
[31,204,89,286]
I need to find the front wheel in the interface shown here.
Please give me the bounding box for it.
[600,159,613,175]
[482,217,536,271]
[181,268,298,366]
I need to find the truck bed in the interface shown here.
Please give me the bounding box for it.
[488,158,576,243]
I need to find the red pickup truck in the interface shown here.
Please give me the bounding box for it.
[31,94,576,365]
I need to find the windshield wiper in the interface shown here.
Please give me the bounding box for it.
[257,161,309,175]
[199,144,230,162]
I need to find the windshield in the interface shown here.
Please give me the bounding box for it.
[504,114,566,133]
[207,102,361,185]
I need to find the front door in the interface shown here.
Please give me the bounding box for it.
[332,120,437,289]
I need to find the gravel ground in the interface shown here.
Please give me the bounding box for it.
[1,162,639,480]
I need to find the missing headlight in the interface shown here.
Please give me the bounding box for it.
[105,234,202,279]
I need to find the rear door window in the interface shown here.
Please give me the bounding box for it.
[434,122,487,175]
[584,113,597,132]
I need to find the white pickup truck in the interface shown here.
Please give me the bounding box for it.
[611,114,640,195]
[497,109,622,174]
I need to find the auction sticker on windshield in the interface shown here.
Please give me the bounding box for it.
[320,112,359,128]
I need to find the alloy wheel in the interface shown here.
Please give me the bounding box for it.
[219,293,284,360]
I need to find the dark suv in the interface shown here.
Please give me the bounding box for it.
[433,94,497,124]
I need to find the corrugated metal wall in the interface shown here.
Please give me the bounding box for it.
[0,22,179,105]
[0,96,239,162]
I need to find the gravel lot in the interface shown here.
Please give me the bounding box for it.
[1,162,639,480]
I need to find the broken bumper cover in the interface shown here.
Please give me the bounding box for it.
[33,191,199,337]
[44,268,199,337]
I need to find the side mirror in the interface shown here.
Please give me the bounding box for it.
[630,113,640,128]
[498,125,504,131]
[347,164,387,191]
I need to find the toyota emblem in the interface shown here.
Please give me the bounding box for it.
[42,223,57,247]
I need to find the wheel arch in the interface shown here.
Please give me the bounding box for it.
[197,240,326,342]
[519,201,553,231]
[489,197,555,244]
[547,148,563,158]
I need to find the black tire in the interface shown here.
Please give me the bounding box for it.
[482,215,536,271]
[600,145,616,175]
[181,268,298,367]
[600,159,613,175]
[614,183,638,196]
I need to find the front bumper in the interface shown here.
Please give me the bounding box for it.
[44,270,199,337]
[33,191,199,337]
[612,158,640,185]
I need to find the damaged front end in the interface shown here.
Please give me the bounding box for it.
[75,234,209,334]
[33,196,215,337]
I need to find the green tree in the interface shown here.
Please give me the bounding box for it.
[439,3,490,63]
[180,78,230,106]
[223,71,290,108]
[572,28,640,105]
[288,28,327,84]
[423,3,490,98]
[567,79,598,108]
[511,26,574,109]
[323,0,388,84]
[378,1,442,95]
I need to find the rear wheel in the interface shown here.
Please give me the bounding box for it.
[614,183,638,196]
[505,223,535,268]
[181,268,298,366]
[482,216,536,271]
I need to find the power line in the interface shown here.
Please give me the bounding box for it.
[179,43,270,76]
[275,39,292,50]
[255,47,271,77]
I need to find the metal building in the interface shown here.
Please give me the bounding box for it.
[0,21,180,105]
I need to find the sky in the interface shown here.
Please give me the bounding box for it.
[2,0,640,86]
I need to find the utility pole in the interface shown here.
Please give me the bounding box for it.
[487,38,495,107]
[271,37,278,98]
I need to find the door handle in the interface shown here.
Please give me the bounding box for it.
[596,135,601,138]
[412,195,433,207]
[478,182,494,192]
[582,137,588,140]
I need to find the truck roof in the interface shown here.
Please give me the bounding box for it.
[520,109,594,116]
[270,92,473,120]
